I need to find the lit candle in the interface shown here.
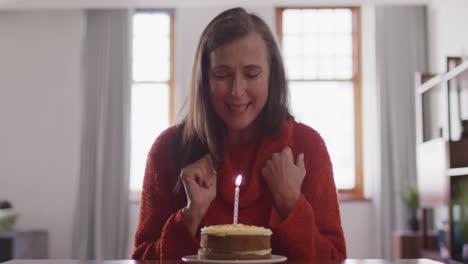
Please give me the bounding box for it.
[233,175,242,224]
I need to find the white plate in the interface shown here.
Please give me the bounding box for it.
[181,255,287,264]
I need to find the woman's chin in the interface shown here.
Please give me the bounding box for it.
[225,119,258,133]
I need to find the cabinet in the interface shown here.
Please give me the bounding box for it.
[415,61,468,262]
[0,230,48,262]
[393,231,422,259]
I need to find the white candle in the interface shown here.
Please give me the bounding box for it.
[233,175,242,224]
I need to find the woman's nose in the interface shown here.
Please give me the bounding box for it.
[231,73,246,97]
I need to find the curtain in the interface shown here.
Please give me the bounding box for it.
[375,5,428,259]
[72,9,132,260]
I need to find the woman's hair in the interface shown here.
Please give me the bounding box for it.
[172,7,290,192]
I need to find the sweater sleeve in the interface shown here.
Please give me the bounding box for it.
[131,128,199,260]
[269,127,347,260]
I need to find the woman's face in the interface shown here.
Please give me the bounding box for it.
[208,32,270,133]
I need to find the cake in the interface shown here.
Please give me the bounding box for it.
[198,224,273,260]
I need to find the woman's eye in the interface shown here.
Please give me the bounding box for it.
[245,72,260,78]
[213,72,231,79]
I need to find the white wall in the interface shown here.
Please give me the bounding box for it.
[427,0,468,73]
[340,202,378,258]
[0,11,83,258]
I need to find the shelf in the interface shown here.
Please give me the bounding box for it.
[416,58,468,264]
[417,61,468,94]
[447,167,468,176]
[421,250,446,263]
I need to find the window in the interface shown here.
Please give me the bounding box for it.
[277,7,363,200]
[130,11,174,195]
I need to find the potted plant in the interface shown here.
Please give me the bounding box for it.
[401,183,420,232]
[0,200,18,232]
[453,181,468,261]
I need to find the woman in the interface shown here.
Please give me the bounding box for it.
[132,7,346,261]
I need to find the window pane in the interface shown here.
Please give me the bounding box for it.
[316,9,335,33]
[334,9,352,33]
[303,10,319,33]
[285,57,304,80]
[335,34,352,57]
[303,35,320,57]
[289,81,355,189]
[134,13,169,36]
[303,58,319,79]
[282,8,354,80]
[283,35,303,58]
[319,34,335,57]
[283,9,303,34]
[130,83,170,191]
[318,57,334,79]
[335,57,353,79]
[133,13,170,82]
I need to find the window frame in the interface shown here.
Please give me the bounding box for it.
[130,9,175,201]
[276,7,364,201]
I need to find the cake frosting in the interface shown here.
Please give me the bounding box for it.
[201,224,273,236]
[198,224,273,260]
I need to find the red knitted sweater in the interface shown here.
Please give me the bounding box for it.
[132,118,346,260]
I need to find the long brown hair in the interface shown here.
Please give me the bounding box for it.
[173,7,290,191]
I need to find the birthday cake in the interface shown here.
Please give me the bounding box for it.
[198,224,273,260]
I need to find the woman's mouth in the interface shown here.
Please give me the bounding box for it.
[227,102,252,113]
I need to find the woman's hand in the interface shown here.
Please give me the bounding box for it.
[261,147,306,218]
[180,154,217,236]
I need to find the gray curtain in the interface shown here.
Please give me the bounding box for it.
[72,9,132,260]
[375,5,428,259]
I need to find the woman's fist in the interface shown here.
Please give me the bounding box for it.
[180,154,217,235]
[262,147,306,218]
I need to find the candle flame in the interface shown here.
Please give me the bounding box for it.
[235,175,242,186]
